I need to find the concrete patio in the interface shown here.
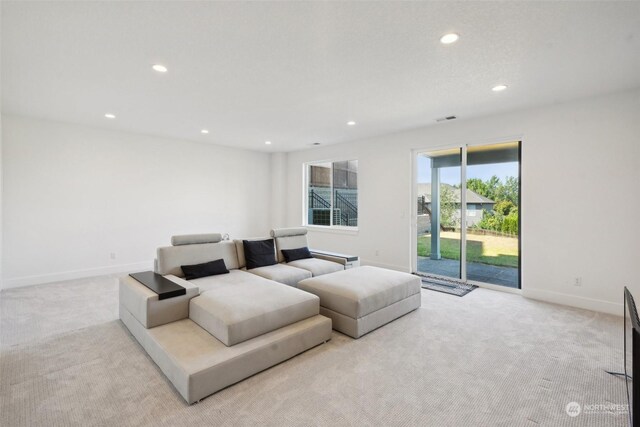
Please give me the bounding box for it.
[417,256,519,288]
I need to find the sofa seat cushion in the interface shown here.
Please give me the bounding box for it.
[189,279,319,346]
[248,264,312,287]
[297,266,421,318]
[287,258,344,277]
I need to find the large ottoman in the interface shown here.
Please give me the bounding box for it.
[298,266,422,338]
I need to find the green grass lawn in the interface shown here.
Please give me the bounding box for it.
[417,232,518,268]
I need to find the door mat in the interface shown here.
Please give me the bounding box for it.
[415,274,478,297]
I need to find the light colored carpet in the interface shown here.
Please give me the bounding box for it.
[0,275,628,426]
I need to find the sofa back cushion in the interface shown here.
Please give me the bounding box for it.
[157,240,240,277]
[281,247,312,263]
[271,228,310,263]
[234,237,275,269]
[242,239,277,270]
[181,259,229,280]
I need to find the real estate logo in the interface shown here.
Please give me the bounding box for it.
[566,402,581,417]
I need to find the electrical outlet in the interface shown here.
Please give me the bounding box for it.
[573,277,582,287]
[110,252,117,260]
[375,250,379,256]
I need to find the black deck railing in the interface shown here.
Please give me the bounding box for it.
[309,189,331,209]
[308,189,358,226]
[334,191,358,226]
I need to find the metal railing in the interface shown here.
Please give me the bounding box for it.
[308,189,358,226]
[309,189,331,209]
[334,190,358,226]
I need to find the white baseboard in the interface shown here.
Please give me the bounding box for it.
[2,261,154,290]
[522,288,622,316]
[359,259,410,273]
[470,281,522,295]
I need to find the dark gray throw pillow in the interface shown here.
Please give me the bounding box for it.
[243,239,277,269]
[181,259,229,280]
[281,247,312,263]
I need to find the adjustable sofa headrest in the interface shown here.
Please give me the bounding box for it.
[171,233,223,246]
[270,228,309,263]
[157,240,239,277]
[270,227,307,238]
[154,232,238,277]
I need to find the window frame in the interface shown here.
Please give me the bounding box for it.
[303,159,359,232]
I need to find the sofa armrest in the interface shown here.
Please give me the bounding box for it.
[310,250,360,269]
[119,274,199,329]
[311,253,347,266]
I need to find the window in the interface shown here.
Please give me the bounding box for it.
[306,160,358,228]
[467,204,477,217]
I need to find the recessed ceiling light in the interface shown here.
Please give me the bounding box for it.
[265,141,272,145]
[440,33,459,44]
[152,64,168,73]
[347,121,356,126]
[104,113,116,119]
[201,129,209,134]
[492,84,508,92]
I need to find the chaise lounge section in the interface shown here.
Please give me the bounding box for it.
[298,266,422,338]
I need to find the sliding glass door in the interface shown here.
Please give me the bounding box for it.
[416,141,521,289]
[416,148,463,280]
[465,142,520,288]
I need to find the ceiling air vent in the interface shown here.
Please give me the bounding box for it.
[436,115,457,123]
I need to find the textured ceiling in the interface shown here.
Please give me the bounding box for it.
[2,1,640,152]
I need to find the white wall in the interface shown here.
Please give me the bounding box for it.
[269,152,288,229]
[0,114,3,290]
[2,115,272,288]
[281,89,640,315]
[0,112,3,290]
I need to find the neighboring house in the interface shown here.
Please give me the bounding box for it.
[417,183,495,232]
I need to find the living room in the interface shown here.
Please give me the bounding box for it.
[2,1,640,426]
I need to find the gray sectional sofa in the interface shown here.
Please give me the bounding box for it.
[119,232,337,403]
[119,228,422,404]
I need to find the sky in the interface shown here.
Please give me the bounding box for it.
[417,156,518,185]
